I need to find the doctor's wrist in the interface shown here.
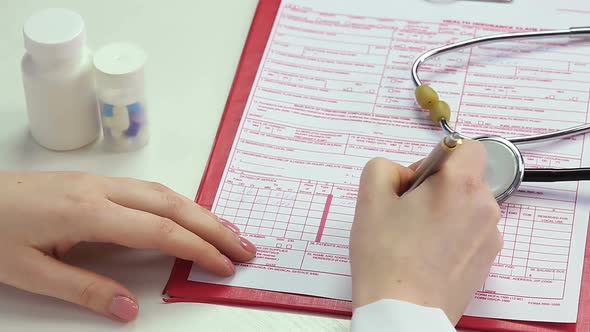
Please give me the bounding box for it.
[352,275,444,310]
[353,281,458,324]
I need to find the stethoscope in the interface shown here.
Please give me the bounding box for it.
[412,26,590,202]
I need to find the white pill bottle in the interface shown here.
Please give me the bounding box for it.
[21,8,100,151]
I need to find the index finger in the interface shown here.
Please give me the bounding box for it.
[358,157,416,204]
[104,178,256,263]
[84,201,236,277]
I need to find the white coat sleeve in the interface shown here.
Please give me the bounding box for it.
[350,299,457,332]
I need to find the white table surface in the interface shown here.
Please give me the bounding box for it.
[0,1,350,331]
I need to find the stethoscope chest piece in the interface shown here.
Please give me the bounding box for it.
[476,137,525,203]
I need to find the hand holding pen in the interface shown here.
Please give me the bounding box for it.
[350,138,502,325]
[403,132,463,195]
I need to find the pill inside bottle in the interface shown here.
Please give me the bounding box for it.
[93,42,149,152]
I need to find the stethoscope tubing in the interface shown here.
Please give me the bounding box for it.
[412,27,590,88]
[523,168,590,182]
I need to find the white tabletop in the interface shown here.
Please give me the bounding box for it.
[0,1,350,331]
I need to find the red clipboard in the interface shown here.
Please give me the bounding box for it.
[163,0,590,330]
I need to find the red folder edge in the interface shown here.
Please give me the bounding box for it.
[163,0,590,330]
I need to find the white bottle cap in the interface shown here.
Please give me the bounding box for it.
[93,42,147,90]
[23,8,85,62]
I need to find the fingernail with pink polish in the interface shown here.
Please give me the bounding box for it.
[240,237,257,255]
[223,255,236,274]
[109,296,139,321]
[220,218,241,235]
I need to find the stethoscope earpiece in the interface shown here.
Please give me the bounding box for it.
[476,137,525,203]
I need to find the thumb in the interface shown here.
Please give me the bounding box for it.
[5,247,139,321]
[358,158,415,202]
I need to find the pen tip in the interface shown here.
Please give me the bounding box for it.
[444,133,462,148]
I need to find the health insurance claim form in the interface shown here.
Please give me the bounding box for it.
[190,0,590,323]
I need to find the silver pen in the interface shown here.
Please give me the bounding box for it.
[404,133,462,194]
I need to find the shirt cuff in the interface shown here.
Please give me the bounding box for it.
[350,299,456,332]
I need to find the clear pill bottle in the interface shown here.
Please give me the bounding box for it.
[93,42,149,152]
[21,8,101,151]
